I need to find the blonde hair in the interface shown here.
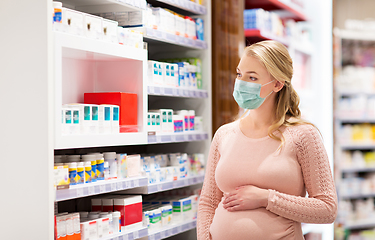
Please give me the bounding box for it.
[243,40,315,147]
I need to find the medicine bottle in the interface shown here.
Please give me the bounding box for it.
[82,155,97,183]
[104,161,109,180]
[96,153,105,181]
[68,162,77,185]
[84,161,92,183]
[111,211,121,233]
[53,1,63,23]
[103,152,117,179]
[76,162,85,184]
[67,155,80,163]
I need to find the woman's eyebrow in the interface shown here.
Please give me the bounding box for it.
[246,71,259,75]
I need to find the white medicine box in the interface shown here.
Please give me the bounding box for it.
[148,61,162,85]
[102,19,118,43]
[147,112,161,132]
[62,8,85,36]
[84,13,103,40]
[150,109,173,132]
[98,105,112,134]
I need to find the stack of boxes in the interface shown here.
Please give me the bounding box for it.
[147,109,199,133]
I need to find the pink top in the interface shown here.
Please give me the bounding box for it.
[197,121,337,240]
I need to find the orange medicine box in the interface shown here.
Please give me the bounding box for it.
[84,92,138,132]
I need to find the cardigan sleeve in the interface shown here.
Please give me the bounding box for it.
[197,128,224,240]
[266,124,338,223]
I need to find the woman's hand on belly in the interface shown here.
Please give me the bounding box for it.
[222,185,269,212]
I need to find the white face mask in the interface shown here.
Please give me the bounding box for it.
[232,78,274,109]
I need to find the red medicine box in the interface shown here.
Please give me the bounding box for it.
[84,92,138,132]
[113,195,143,231]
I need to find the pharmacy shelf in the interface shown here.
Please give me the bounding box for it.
[245,0,307,21]
[148,132,208,144]
[55,31,147,61]
[147,0,206,15]
[144,28,207,50]
[56,176,148,201]
[341,166,375,173]
[245,29,289,46]
[341,192,375,200]
[148,219,197,240]
[345,219,375,230]
[334,28,375,42]
[60,0,145,13]
[336,116,375,123]
[100,226,148,240]
[336,90,375,96]
[127,174,205,194]
[340,143,375,150]
[148,86,208,98]
[55,133,147,150]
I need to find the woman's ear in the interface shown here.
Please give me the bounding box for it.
[273,80,284,93]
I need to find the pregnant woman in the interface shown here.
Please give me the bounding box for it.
[197,40,337,240]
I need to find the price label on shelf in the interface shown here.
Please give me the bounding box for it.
[184,179,189,186]
[149,86,154,94]
[160,230,166,238]
[157,184,163,191]
[149,235,155,240]
[133,230,139,239]
[88,186,94,195]
[178,225,182,233]
[171,135,176,142]
[160,87,165,95]
[125,180,131,189]
[99,184,105,193]
[117,182,122,190]
[77,188,83,197]
[112,237,119,240]
[172,88,177,95]
[167,229,173,236]
[133,179,139,188]
[111,182,117,191]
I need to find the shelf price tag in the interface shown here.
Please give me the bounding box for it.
[77,188,83,197]
[158,184,163,191]
[133,230,139,239]
[88,186,94,195]
[111,182,117,191]
[178,225,182,233]
[117,182,122,190]
[149,235,155,240]
[149,86,154,94]
[99,184,105,193]
[171,135,176,142]
[134,179,139,187]
[184,179,189,186]
[160,230,166,238]
[172,88,177,95]
[160,87,165,95]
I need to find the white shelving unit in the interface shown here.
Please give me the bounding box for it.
[0,0,211,239]
[334,29,375,235]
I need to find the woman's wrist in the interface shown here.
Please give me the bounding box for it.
[261,189,270,207]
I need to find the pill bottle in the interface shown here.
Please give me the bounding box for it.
[79,212,89,219]
[111,211,121,233]
[100,213,113,235]
[96,154,105,181]
[53,1,63,23]
[88,213,100,220]
[68,162,78,185]
[103,152,117,179]
[82,155,97,183]
[76,162,85,184]
[104,161,109,180]
[84,161,92,183]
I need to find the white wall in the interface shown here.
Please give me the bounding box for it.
[0,0,54,239]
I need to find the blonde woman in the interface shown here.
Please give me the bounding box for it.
[197,40,337,240]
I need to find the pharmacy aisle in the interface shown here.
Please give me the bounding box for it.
[1,0,211,239]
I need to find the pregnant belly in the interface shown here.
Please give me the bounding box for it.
[209,202,301,240]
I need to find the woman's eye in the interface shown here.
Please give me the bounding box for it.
[236,73,242,77]
[250,77,257,81]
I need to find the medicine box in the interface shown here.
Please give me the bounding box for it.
[148,208,162,230]
[91,198,102,212]
[98,105,112,134]
[149,109,173,132]
[148,61,163,85]
[172,197,192,223]
[113,195,143,231]
[62,107,80,135]
[117,153,127,178]
[102,198,114,212]
[64,103,99,135]
[127,154,141,178]
[194,18,204,40]
[84,13,103,40]
[62,8,85,36]
[102,18,118,43]
[54,165,70,190]
[175,110,189,132]
[84,92,138,133]
[160,205,173,226]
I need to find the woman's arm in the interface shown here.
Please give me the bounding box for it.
[265,124,338,223]
[197,129,224,240]
[222,124,337,224]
